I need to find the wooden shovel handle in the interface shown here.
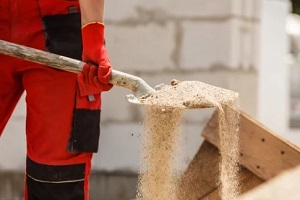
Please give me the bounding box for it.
[0,39,155,97]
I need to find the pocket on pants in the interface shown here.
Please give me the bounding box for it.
[26,157,85,200]
[42,13,82,60]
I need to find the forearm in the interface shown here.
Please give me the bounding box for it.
[79,0,105,25]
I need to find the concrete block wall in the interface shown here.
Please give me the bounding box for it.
[0,0,261,172]
[100,0,261,171]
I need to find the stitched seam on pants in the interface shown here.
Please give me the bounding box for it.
[27,174,84,183]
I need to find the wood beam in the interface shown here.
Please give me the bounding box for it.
[202,108,300,181]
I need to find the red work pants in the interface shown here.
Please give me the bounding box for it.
[0,0,93,199]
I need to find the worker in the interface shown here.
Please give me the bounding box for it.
[0,0,113,199]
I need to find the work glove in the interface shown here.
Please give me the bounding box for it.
[68,22,113,153]
[77,63,113,97]
[80,22,113,93]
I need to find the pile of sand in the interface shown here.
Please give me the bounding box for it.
[140,79,238,109]
[137,80,240,200]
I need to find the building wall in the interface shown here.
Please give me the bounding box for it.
[0,0,270,172]
[258,0,291,137]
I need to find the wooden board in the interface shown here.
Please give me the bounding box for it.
[202,108,300,181]
[177,141,220,199]
[237,165,300,200]
[177,141,263,200]
[201,167,264,200]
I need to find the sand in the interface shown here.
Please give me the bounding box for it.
[137,79,240,200]
[136,107,183,200]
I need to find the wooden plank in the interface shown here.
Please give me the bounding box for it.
[201,188,220,200]
[237,165,300,200]
[200,165,264,200]
[238,166,264,194]
[202,108,300,181]
[177,141,220,200]
[177,141,263,200]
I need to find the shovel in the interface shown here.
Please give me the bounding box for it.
[0,39,156,104]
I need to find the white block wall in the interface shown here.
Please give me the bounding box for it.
[0,95,26,170]
[1,0,291,172]
[258,0,292,137]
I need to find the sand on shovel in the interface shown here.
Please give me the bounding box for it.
[136,79,240,200]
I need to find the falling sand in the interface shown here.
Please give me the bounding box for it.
[136,80,240,200]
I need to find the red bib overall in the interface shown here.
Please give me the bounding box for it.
[0,1,100,199]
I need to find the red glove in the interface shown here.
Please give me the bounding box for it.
[78,22,113,95]
[71,23,112,153]
[77,64,113,97]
